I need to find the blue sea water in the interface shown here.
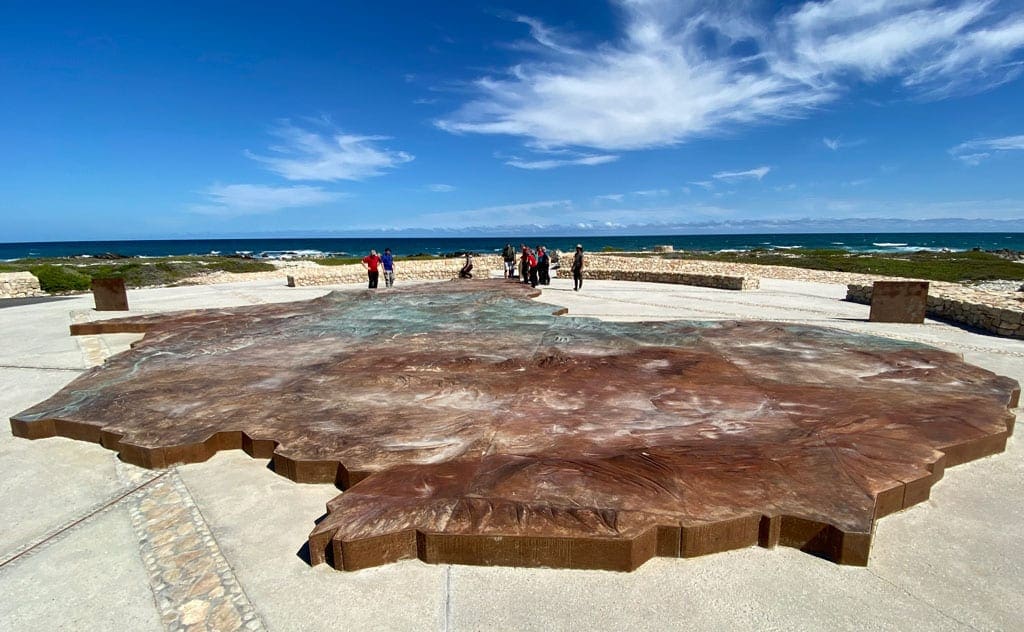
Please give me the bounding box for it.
[2,233,1023,261]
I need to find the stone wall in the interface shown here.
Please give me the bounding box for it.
[582,269,759,290]
[0,272,43,298]
[283,256,758,291]
[290,256,506,286]
[847,283,1024,339]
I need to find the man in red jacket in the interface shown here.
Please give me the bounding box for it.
[361,249,382,289]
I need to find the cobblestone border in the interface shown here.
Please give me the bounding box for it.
[120,463,266,632]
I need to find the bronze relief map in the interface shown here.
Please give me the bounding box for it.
[11,281,1019,571]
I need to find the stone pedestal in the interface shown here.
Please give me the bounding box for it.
[869,281,928,323]
[91,278,129,311]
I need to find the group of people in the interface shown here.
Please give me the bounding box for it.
[361,243,585,291]
[502,243,585,291]
[360,248,395,289]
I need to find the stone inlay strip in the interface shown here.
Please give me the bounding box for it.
[119,461,266,632]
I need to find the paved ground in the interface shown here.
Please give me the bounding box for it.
[1,275,1022,631]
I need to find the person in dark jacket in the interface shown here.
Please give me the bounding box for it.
[502,243,516,279]
[537,246,550,285]
[571,244,584,291]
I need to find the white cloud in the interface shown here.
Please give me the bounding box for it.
[950,133,1024,164]
[427,184,456,192]
[713,166,772,182]
[823,136,866,151]
[505,153,618,169]
[596,193,625,202]
[190,184,341,216]
[690,180,715,190]
[246,122,413,181]
[633,189,670,197]
[437,1,1024,151]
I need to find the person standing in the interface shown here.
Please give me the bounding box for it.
[519,244,530,283]
[526,248,539,288]
[381,248,395,288]
[571,244,585,291]
[362,249,382,288]
[537,246,550,285]
[502,243,516,279]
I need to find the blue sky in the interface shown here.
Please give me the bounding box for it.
[2,0,1024,241]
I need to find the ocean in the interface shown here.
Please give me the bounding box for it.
[2,233,1024,261]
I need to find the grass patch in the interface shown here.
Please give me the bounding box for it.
[662,248,1024,283]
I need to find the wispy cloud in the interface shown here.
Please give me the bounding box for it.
[844,178,872,187]
[427,184,456,192]
[823,137,866,151]
[595,193,625,202]
[950,133,1024,164]
[190,184,341,216]
[633,189,670,197]
[713,166,771,182]
[505,153,618,170]
[246,121,413,181]
[690,180,715,190]
[438,1,1024,151]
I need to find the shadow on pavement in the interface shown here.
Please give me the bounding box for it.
[0,295,79,309]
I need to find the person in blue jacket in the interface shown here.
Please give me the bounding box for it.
[381,248,395,288]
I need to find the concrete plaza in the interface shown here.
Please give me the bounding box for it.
[1,276,1022,631]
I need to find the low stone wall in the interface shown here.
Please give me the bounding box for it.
[283,256,758,291]
[0,272,43,298]
[847,283,1024,339]
[289,256,506,286]
[583,269,758,290]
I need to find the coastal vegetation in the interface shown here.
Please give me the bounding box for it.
[0,256,275,292]
[658,248,1024,284]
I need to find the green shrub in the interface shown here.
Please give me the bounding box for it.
[212,259,276,274]
[30,265,91,292]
